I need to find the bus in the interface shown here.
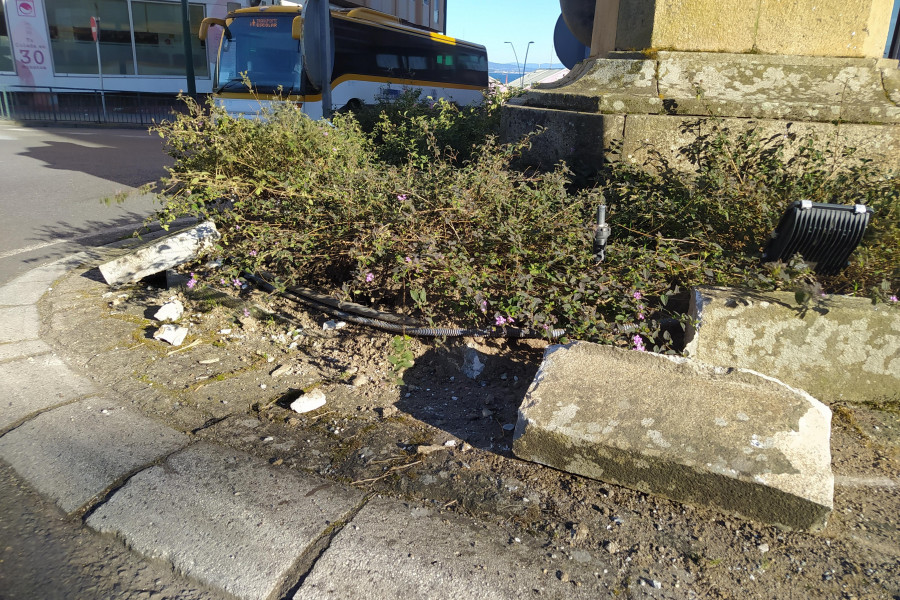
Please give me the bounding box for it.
[199,3,489,119]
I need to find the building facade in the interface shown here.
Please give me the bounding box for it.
[0,0,446,94]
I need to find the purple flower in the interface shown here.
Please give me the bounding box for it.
[480,300,487,314]
[186,272,197,289]
[632,335,646,352]
[220,278,227,285]
[397,194,408,201]
[365,272,374,283]
[633,291,642,301]
[243,308,250,317]
[232,278,242,289]
[891,295,898,303]
[249,250,257,257]
[638,313,645,321]
[495,315,506,326]
[404,256,412,263]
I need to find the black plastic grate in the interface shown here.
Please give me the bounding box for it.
[761,201,873,275]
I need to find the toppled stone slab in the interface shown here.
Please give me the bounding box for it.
[0,399,189,514]
[685,286,900,404]
[98,221,219,286]
[86,443,364,600]
[512,342,834,531]
[294,497,620,599]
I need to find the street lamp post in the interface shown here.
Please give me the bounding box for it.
[503,41,520,87]
[522,41,535,88]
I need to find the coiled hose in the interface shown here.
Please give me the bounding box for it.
[242,272,568,339]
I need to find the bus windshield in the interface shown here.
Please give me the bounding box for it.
[217,14,302,95]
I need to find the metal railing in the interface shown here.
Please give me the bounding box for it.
[0,86,204,126]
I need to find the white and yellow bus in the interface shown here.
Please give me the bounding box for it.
[200,4,488,119]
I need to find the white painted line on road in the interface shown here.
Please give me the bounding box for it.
[0,222,145,260]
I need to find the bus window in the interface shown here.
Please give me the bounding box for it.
[408,55,428,71]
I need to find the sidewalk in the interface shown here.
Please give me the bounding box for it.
[0,248,633,599]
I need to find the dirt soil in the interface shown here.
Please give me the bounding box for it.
[39,263,900,600]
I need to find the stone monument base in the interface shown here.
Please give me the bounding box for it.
[501,52,900,173]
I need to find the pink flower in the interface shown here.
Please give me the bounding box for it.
[232,278,242,289]
[633,291,642,301]
[891,295,898,303]
[632,335,646,352]
[186,273,197,289]
[495,315,514,326]
[243,308,250,317]
[220,278,227,285]
[397,194,408,201]
[480,300,487,314]
[365,272,374,283]
[249,250,257,257]
[404,256,412,263]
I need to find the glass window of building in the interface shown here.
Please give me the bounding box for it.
[0,2,14,73]
[46,0,135,74]
[132,1,208,77]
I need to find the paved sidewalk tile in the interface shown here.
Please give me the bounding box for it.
[0,339,52,362]
[86,443,365,600]
[0,355,95,431]
[0,305,40,343]
[295,497,619,600]
[0,399,190,514]
[0,256,87,306]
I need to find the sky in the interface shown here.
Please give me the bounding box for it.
[445,0,564,67]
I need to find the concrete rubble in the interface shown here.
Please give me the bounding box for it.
[153,298,185,322]
[153,323,188,346]
[98,221,219,286]
[513,342,835,531]
[290,388,327,413]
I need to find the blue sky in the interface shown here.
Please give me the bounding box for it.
[445,0,563,66]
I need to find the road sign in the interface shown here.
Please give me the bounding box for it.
[90,16,99,42]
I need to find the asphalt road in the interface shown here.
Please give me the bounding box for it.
[0,122,223,599]
[0,122,170,284]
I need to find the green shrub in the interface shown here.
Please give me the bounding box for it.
[600,123,900,299]
[151,96,899,353]
[352,88,518,167]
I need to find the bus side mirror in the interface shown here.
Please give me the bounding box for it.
[292,16,304,40]
[199,17,227,41]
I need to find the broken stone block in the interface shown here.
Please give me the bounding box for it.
[685,286,900,404]
[290,389,327,414]
[513,342,834,531]
[461,345,486,380]
[99,222,219,286]
[153,324,188,346]
[153,299,184,322]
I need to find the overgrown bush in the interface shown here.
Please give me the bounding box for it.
[600,123,900,298]
[352,88,517,167]
[151,94,898,352]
